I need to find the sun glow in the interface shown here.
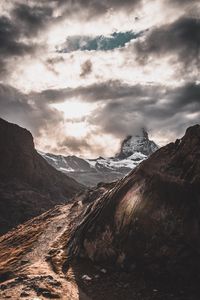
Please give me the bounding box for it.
[52,100,95,119]
[51,100,99,138]
[66,122,90,138]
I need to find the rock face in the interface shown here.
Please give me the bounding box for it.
[116,128,158,158]
[66,125,200,274]
[40,129,159,186]
[0,118,84,235]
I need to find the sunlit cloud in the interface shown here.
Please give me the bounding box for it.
[51,100,96,119]
[0,0,199,157]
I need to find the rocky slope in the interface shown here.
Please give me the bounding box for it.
[0,118,84,235]
[66,124,200,274]
[0,125,200,300]
[40,129,159,186]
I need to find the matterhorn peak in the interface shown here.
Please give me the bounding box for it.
[141,127,148,138]
[116,128,158,159]
[40,127,159,187]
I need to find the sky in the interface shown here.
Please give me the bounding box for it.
[0,0,199,158]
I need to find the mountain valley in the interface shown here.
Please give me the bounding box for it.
[0,124,200,299]
[40,129,158,186]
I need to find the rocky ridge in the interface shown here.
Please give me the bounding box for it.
[40,129,159,186]
[66,125,200,269]
[0,118,84,235]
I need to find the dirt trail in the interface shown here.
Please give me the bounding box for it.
[0,199,198,300]
[0,203,90,300]
[24,205,71,263]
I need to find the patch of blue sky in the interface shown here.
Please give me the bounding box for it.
[58,31,142,53]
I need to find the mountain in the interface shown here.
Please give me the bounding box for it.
[67,124,200,267]
[116,128,158,158]
[40,129,159,186]
[0,118,84,235]
[0,125,200,300]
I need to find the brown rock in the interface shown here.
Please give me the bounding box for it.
[66,124,200,278]
[0,118,84,235]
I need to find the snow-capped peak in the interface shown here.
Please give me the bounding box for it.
[116,128,158,159]
[39,128,159,186]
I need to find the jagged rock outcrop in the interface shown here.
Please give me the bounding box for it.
[116,128,158,158]
[0,118,84,235]
[66,125,200,274]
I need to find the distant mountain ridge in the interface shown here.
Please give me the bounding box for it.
[40,129,159,186]
[0,118,84,235]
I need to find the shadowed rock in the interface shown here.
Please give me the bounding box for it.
[66,125,200,275]
[0,118,84,235]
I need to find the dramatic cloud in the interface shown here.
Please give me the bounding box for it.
[12,3,53,36]
[0,16,36,57]
[134,17,200,72]
[0,84,62,137]
[167,0,199,6]
[33,80,156,104]
[58,136,91,153]
[0,0,199,156]
[6,80,199,153]
[52,0,142,19]
[0,3,54,78]
[1,76,200,156]
[88,82,200,144]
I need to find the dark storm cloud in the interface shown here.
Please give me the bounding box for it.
[58,136,91,153]
[168,0,199,5]
[80,60,93,77]
[0,2,55,77]
[35,80,155,104]
[0,84,62,137]
[134,17,200,71]
[0,3,54,56]
[0,0,142,78]
[30,80,200,140]
[58,31,142,53]
[0,16,37,57]
[1,80,200,153]
[89,82,200,138]
[12,3,53,35]
[53,0,142,19]
[0,0,199,154]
